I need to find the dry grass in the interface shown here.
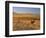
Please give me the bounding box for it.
[13,14,40,31]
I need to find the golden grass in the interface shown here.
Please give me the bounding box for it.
[13,14,40,31]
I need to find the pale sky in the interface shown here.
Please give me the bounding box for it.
[13,7,40,15]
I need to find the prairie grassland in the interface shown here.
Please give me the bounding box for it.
[13,14,40,31]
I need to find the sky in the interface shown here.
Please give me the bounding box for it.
[13,7,40,15]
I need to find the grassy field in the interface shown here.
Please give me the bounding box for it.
[13,14,40,31]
